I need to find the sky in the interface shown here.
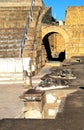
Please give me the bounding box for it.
[43,0,84,20]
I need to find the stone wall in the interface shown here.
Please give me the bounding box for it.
[41,6,84,60]
[0,1,84,82]
[65,6,84,58]
[48,33,65,57]
[0,58,35,84]
[65,6,84,25]
[65,25,84,58]
[42,8,52,24]
[32,7,53,71]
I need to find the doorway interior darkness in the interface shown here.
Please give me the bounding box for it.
[43,33,65,62]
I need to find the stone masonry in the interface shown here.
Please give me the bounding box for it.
[0,1,84,84]
[42,6,84,60]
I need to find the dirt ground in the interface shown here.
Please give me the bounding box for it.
[0,84,24,119]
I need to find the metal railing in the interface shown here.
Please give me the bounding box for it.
[20,0,35,57]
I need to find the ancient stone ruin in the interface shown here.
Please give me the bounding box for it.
[0,0,84,121]
[0,0,84,85]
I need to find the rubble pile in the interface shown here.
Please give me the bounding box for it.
[38,68,76,89]
[39,75,70,87]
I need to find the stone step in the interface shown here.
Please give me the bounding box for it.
[0,72,23,79]
[0,72,24,84]
[0,33,23,37]
[0,44,20,49]
[0,77,23,81]
[0,51,20,58]
[0,48,20,51]
[0,80,24,84]
[0,28,23,58]
[0,6,28,28]
[0,1,43,7]
[0,72,23,76]
[0,53,20,58]
[0,58,33,84]
[0,3,41,57]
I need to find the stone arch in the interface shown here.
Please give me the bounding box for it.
[41,25,69,61]
[42,25,69,43]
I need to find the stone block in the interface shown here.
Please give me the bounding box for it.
[45,93,57,104]
[25,110,42,119]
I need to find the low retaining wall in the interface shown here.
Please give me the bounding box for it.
[0,58,35,73]
[0,58,35,85]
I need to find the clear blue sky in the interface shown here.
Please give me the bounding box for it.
[43,0,84,20]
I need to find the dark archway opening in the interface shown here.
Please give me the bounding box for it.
[79,87,84,90]
[43,33,65,62]
[43,33,52,60]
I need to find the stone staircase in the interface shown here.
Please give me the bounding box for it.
[0,28,24,58]
[23,6,42,57]
[0,2,33,84]
[0,5,29,58]
[0,57,23,84]
[0,0,44,84]
[0,72,23,84]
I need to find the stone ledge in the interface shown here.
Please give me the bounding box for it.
[0,2,31,7]
[0,1,43,7]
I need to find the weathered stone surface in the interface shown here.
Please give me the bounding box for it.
[42,6,84,60]
[46,93,57,103]
[0,1,84,83]
[25,110,42,119]
[65,6,84,25]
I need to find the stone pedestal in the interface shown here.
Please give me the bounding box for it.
[22,89,45,119]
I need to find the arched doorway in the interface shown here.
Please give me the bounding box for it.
[42,25,69,62]
[43,32,65,62]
